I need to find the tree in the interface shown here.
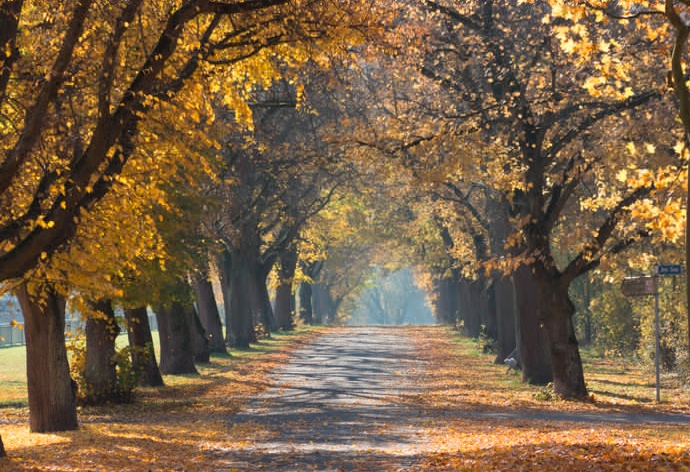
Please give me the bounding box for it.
[124,306,164,387]
[0,0,290,281]
[209,71,356,341]
[81,299,121,405]
[275,243,299,330]
[154,280,199,376]
[15,281,77,432]
[549,0,690,359]
[350,0,681,397]
[190,268,226,353]
[1,2,378,442]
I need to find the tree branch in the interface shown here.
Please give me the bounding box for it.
[563,185,652,282]
[0,0,94,196]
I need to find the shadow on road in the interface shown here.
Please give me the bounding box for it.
[214,326,427,471]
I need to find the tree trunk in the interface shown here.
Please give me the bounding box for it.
[436,277,460,325]
[0,434,5,457]
[459,278,483,338]
[275,244,298,330]
[311,284,325,324]
[252,267,276,335]
[155,301,198,375]
[227,249,255,348]
[190,305,210,363]
[487,197,517,363]
[16,283,78,432]
[538,274,588,399]
[299,282,313,324]
[217,249,233,345]
[124,306,163,387]
[513,266,553,385]
[274,280,294,330]
[484,280,498,341]
[83,299,120,405]
[493,275,517,364]
[190,269,226,353]
[312,283,337,324]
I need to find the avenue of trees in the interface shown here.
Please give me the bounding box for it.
[0,0,688,457]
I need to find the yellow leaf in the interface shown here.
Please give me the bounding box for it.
[626,142,636,155]
[561,37,577,54]
[673,140,685,156]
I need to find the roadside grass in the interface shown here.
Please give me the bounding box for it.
[0,345,28,407]
[0,332,144,408]
[0,327,312,407]
[408,326,690,471]
[0,326,328,470]
[433,327,690,412]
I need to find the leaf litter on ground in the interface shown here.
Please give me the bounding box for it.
[2,325,690,471]
[404,326,690,471]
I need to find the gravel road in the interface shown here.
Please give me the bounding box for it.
[212,326,428,471]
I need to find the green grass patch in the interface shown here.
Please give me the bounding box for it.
[0,344,28,407]
[0,325,323,407]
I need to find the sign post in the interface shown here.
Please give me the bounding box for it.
[620,275,657,297]
[621,274,660,402]
[657,265,682,276]
[654,281,660,403]
[621,265,683,403]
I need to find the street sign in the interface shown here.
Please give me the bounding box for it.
[621,276,657,297]
[657,265,682,276]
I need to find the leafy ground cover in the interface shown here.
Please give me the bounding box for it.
[407,326,690,471]
[0,327,328,470]
[2,325,690,471]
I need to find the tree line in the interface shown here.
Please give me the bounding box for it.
[0,0,688,457]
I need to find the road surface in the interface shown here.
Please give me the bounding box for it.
[210,326,427,471]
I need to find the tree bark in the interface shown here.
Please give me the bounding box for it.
[298,282,313,324]
[275,244,298,330]
[16,283,78,432]
[190,269,226,353]
[484,280,498,341]
[513,266,553,385]
[190,305,210,363]
[83,299,119,404]
[459,278,483,338]
[252,266,276,334]
[217,249,233,344]
[0,433,5,457]
[227,249,255,348]
[312,283,336,324]
[538,272,588,399]
[487,197,517,363]
[154,301,198,375]
[436,277,459,325]
[124,306,163,387]
[493,275,517,364]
